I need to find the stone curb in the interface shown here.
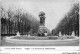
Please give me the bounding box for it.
[5,36,79,44]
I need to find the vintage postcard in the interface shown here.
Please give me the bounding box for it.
[0,0,79,53]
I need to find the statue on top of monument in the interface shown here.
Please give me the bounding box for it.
[39,11,46,26]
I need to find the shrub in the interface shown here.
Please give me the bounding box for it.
[48,36,58,40]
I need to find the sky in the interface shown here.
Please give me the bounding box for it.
[0,0,78,31]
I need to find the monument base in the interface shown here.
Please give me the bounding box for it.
[37,25,50,36]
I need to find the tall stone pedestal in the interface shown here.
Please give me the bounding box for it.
[37,11,50,36]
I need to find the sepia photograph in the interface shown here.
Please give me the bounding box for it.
[0,0,79,46]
